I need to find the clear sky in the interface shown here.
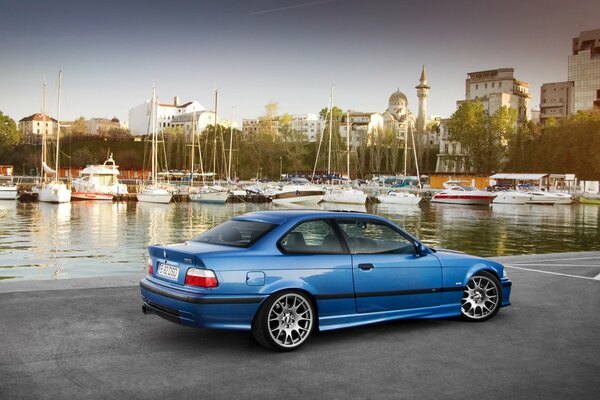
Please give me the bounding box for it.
[0,0,598,124]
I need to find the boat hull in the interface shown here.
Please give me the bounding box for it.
[492,193,531,205]
[431,194,494,206]
[137,187,172,204]
[580,194,600,205]
[36,183,71,204]
[0,186,18,200]
[377,193,422,205]
[71,192,114,201]
[322,189,367,205]
[272,191,324,205]
[189,191,229,204]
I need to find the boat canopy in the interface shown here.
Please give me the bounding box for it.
[489,173,547,180]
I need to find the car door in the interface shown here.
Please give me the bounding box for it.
[335,218,442,313]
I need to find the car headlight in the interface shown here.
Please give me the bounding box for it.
[502,268,508,278]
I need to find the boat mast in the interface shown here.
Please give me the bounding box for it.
[41,78,47,183]
[403,123,408,177]
[327,86,333,180]
[346,111,350,181]
[227,107,234,182]
[151,86,156,186]
[55,70,62,183]
[190,110,196,188]
[213,89,218,186]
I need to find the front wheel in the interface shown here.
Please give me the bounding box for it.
[460,271,502,322]
[252,290,315,351]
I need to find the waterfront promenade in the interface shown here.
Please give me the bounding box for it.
[1,251,598,399]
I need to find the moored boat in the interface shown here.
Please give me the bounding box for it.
[0,183,18,200]
[71,154,128,201]
[377,190,422,205]
[322,187,367,205]
[492,190,532,205]
[431,186,495,205]
[580,193,600,204]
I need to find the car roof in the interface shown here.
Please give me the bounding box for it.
[233,210,375,225]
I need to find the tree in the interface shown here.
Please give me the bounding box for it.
[0,111,21,149]
[446,101,516,173]
[70,116,86,136]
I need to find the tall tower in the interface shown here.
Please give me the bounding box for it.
[415,65,430,132]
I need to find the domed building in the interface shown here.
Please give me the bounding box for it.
[382,89,414,142]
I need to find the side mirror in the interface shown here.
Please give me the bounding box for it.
[415,242,427,257]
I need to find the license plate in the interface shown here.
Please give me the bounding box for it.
[157,263,179,279]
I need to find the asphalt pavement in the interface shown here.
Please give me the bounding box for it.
[1,251,599,400]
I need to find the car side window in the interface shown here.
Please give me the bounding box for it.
[280,220,345,254]
[336,219,415,255]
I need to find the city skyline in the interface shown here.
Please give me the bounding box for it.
[0,0,599,124]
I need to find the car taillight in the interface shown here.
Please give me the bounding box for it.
[185,268,218,288]
[147,257,153,275]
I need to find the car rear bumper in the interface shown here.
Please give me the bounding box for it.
[140,278,266,331]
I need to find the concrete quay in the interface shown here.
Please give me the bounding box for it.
[0,251,599,399]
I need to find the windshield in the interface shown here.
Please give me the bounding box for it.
[192,220,276,248]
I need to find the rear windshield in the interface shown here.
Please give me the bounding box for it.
[191,220,276,248]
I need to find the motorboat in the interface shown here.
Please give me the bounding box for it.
[71,154,128,201]
[580,193,600,205]
[271,178,324,205]
[431,186,496,205]
[492,190,532,205]
[0,183,18,200]
[322,187,367,205]
[377,190,421,205]
[517,185,560,205]
[551,192,573,204]
[189,185,229,204]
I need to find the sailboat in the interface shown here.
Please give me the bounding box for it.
[36,71,71,204]
[377,119,422,205]
[189,89,229,204]
[321,92,366,205]
[136,86,172,204]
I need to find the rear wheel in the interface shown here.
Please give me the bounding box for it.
[460,271,501,322]
[252,290,315,351]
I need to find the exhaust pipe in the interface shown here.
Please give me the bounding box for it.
[142,305,152,314]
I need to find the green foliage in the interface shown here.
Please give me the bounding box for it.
[446,101,517,173]
[70,116,86,136]
[0,111,21,149]
[505,111,600,180]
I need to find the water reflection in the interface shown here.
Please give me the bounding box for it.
[0,201,598,280]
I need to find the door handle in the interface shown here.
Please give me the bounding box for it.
[358,263,374,271]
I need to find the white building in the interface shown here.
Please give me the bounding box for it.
[128,96,205,135]
[85,118,121,135]
[436,68,531,173]
[18,113,58,144]
[339,112,384,148]
[170,111,216,136]
[242,113,320,142]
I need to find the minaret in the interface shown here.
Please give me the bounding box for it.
[415,65,430,132]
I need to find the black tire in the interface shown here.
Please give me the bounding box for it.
[252,290,315,351]
[460,271,502,322]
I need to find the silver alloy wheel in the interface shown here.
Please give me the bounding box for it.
[267,293,313,349]
[461,275,499,320]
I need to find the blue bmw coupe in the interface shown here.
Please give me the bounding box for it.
[140,210,512,351]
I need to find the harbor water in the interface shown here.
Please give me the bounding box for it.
[0,200,599,281]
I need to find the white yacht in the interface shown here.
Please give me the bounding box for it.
[492,190,532,205]
[377,191,422,205]
[431,186,496,206]
[71,154,128,201]
[189,185,229,204]
[272,178,324,205]
[0,184,18,200]
[322,187,367,205]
